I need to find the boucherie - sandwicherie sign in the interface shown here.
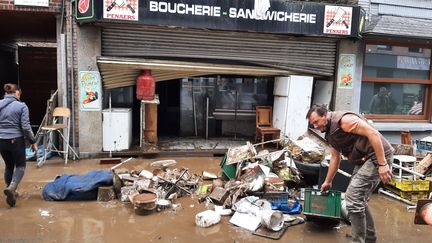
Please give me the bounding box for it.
[76,0,365,38]
[148,1,318,23]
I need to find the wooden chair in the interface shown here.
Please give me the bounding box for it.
[255,106,280,148]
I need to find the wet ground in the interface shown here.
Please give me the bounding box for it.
[117,137,251,156]
[157,137,249,150]
[0,156,431,242]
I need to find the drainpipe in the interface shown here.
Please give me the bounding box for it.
[69,0,76,153]
[60,0,68,108]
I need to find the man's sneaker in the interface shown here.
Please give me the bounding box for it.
[4,188,16,207]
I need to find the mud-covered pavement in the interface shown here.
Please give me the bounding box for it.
[0,157,431,242]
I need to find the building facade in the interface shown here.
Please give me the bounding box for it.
[72,0,367,155]
[7,0,429,156]
[354,0,432,143]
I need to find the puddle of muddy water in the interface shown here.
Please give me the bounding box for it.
[0,157,431,242]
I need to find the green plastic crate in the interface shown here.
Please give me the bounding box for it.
[220,155,237,179]
[303,189,341,219]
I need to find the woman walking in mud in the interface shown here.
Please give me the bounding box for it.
[0,83,37,207]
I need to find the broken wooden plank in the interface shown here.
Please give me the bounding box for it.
[99,158,122,164]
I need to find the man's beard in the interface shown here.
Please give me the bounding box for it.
[320,120,330,133]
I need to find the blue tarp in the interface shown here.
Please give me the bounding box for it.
[42,170,113,201]
[271,200,302,214]
[26,145,53,161]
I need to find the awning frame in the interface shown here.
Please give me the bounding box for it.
[97,56,295,89]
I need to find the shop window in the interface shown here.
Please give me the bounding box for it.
[256,78,270,95]
[361,44,431,120]
[104,86,134,108]
[409,47,423,53]
[360,83,425,115]
[364,45,430,80]
[242,78,255,93]
[214,76,273,110]
[376,45,392,51]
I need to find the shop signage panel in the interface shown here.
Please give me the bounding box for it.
[14,0,49,7]
[77,0,364,37]
[397,56,431,71]
[76,0,95,20]
[323,5,353,36]
[103,0,139,21]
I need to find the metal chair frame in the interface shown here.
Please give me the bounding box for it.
[37,107,79,167]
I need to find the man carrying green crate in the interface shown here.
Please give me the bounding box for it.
[306,104,394,243]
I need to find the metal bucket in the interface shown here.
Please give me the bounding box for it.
[260,210,284,231]
[133,193,157,216]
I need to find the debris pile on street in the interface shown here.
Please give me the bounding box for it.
[104,138,319,237]
[192,138,332,237]
[111,158,202,215]
[379,136,432,208]
[64,136,337,238]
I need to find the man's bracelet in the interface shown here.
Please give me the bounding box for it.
[377,163,388,167]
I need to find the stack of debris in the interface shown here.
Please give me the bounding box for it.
[416,152,432,177]
[108,158,202,215]
[100,137,339,237]
[385,177,430,204]
[379,139,432,206]
[284,136,325,164]
[193,139,329,237]
[415,136,432,158]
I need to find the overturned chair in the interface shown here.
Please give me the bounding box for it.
[37,107,79,168]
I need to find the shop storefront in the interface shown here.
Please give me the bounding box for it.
[356,0,432,143]
[75,0,364,154]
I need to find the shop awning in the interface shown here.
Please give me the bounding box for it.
[97,57,293,89]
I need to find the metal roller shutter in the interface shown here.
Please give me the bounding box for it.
[100,24,337,88]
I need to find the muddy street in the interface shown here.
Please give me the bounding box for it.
[0,157,430,243]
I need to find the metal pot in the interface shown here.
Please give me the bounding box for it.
[133,193,157,216]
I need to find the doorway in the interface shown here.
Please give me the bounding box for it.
[18,47,58,130]
[157,80,181,136]
[0,11,58,133]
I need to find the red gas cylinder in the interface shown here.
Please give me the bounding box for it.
[136,70,155,100]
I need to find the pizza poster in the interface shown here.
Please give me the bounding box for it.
[79,71,102,111]
[337,54,355,89]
